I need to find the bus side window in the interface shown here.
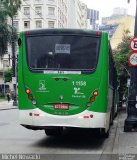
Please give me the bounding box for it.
[109,45,117,89]
[109,47,114,88]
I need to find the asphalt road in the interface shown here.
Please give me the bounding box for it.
[0,106,136,160]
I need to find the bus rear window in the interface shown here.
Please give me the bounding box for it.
[26,35,100,71]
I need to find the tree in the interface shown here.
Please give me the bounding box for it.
[4,68,12,82]
[0,2,12,57]
[113,29,132,98]
[3,0,21,19]
[0,0,21,57]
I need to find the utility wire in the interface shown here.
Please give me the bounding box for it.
[18,9,32,20]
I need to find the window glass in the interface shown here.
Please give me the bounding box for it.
[26,35,100,71]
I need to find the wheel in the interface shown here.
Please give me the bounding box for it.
[45,127,63,136]
[100,128,109,138]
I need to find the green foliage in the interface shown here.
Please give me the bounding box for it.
[3,0,21,18]
[0,0,21,57]
[113,29,131,76]
[113,29,132,97]
[4,68,12,82]
[0,4,12,56]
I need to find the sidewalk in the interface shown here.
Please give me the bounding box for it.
[0,100,18,110]
[113,110,137,154]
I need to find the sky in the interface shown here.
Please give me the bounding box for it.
[81,0,136,18]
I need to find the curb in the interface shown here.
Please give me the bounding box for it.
[0,107,17,111]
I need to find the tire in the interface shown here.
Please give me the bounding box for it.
[45,127,63,136]
[100,128,109,138]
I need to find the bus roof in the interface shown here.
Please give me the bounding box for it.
[22,29,107,36]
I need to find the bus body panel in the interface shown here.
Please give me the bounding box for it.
[19,108,109,129]
[18,29,115,131]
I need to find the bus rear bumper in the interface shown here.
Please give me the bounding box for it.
[19,108,109,130]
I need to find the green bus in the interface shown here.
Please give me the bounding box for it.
[18,29,118,138]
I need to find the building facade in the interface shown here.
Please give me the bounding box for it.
[100,16,135,49]
[87,9,99,30]
[8,0,88,32]
[102,7,128,25]
[67,0,87,29]
[10,0,67,32]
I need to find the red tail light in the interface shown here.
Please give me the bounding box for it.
[34,114,40,117]
[93,90,98,96]
[26,89,31,94]
[28,94,33,100]
[97,31,101,36]
[25,31,29,35]
[90,96,95,102]
[83,115,93,119]
[83,116,90,119]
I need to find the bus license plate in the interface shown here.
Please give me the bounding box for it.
[54,104,69,110]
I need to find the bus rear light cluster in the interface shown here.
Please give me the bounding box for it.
[90,90,98,102]
[25,88,37,105]
[87,90,99,106]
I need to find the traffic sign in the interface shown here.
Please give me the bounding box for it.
[128,53,137,66]
[130,37,137,51]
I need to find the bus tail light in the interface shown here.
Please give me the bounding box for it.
[83,115,93,119]
[25,31,30,35]
[93,90,98,96]
[28,94,33,100]
[34,114,40,117]
[25,88,37,105]
[83,116,90,119]
[97,31,101,36]
[90,96,95,102]
[26,89,31,94]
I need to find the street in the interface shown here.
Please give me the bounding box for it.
[0,102,137,160]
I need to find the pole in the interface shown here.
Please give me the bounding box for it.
[3,70,5,96]
[124,0,137,132]
[11,17,17,106]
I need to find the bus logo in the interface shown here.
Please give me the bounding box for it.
[39,80,46,91]
[74,87,84,95]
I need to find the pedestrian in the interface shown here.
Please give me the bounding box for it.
[6,92,10,102]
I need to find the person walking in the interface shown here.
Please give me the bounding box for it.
[6,92,10,102]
